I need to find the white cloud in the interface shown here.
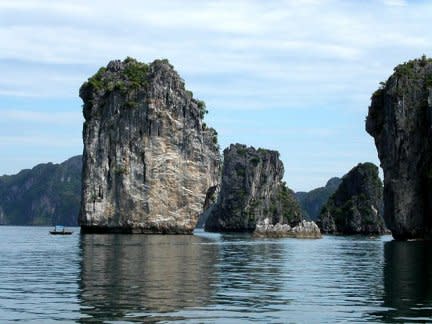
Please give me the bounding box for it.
[0,0,91,15]
[382,0,407,6]
[0,109,82,124]
[0,0,431,190]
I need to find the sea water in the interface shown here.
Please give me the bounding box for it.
[0,226,431,323]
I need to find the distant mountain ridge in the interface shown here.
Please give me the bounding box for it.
[295,177,342,221]
[0,156,82,226]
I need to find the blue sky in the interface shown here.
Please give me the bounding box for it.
[0,0,431,191]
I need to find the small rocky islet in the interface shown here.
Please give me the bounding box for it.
[79,58,320,237]
[79,58,220,234]
[204,144,321,238]
[317,162,385,235]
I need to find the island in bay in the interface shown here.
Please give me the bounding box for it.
[1,56,432,242]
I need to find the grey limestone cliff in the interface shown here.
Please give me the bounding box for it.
[79,57,220,233]
[366,56,432,240]
[205,144,303,232]
[318,163,385,235]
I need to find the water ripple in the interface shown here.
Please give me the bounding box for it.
[0,227,431,323]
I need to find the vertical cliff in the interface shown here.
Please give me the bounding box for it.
[318,163,385,235]
[205,144,302,232]
[79,58,220,233]
[366,56,432,240]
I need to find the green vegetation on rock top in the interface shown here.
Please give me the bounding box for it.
[124,57,150,87]
[371,55,432,101]
[393,55,432,79]
[84,57,151,94]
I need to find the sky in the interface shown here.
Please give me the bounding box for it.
[0,0,431,191]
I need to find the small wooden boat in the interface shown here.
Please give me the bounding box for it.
[50,225,73,235]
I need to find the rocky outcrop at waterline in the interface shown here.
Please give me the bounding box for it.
[366,56,432,240]
[318,163,385,235]
[205,144,306,234]
[79,57,220,233]
[254,220,321,238]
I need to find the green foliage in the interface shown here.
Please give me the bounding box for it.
[125,101,138,109]
[114,166,127,174]
[394,56,432,79]
[420,54,429,67]
[197,100,205,110]
[196,100,208,119]
[87,67,107,91]
[205,127,218,146]
[371,81,386,100]
[296,180,341,221]
[124,59,149,89]
[318,163,384,233]
[237,146,247,156]
[249,199,261,208]
[124,56,137,64]
[235,166,246,177]
[257,148,267,155]
[371,88,384,100]
[278,183,302,224]
[234,188,247,203]
[394,60,416,78]
[425,74,432,88]
[250,157,260,166]
[84,57,149,94]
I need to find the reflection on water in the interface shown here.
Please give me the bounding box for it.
[1,227,432,323]
[79,233,218,322]
[213,234,289,317]
[374,240,432,323]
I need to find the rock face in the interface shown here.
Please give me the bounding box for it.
[254,220,321,238]
[0,156,81,226]
[295,177,341,221]
[366,56,432,240]
[79,58,220,234]
[318,163,385,235]
[205,144,302,232]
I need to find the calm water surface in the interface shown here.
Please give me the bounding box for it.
[0,226,431,323]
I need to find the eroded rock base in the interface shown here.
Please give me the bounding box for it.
[254,220,322,239]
